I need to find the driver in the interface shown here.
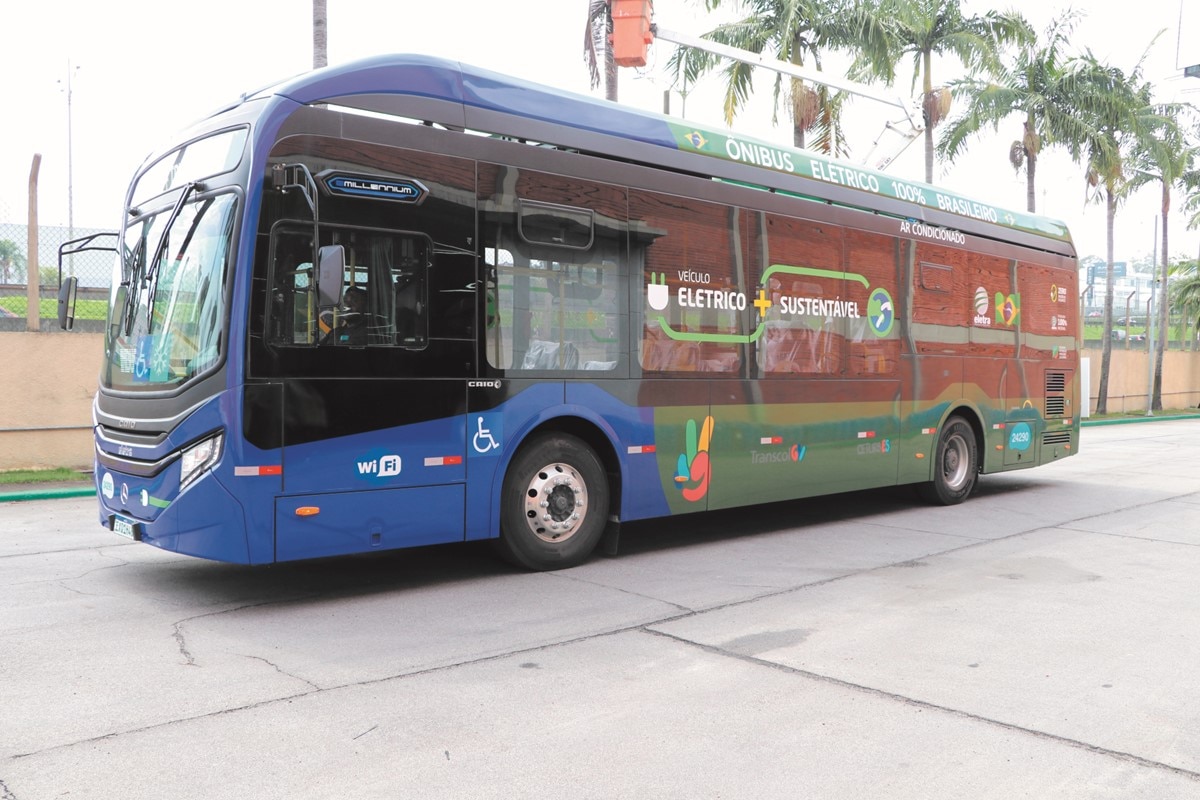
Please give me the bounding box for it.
[324,286,368,346]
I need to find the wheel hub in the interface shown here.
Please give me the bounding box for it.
[943,434,969,490]
[523,463,588,543]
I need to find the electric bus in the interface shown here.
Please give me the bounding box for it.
[59,54,1080,570]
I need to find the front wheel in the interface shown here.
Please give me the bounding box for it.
[497,433,609,571]
[919,417,978,505]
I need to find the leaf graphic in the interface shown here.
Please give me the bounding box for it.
[698,415,714,453]
[675,453,690,482]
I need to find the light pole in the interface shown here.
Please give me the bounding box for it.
[1146,217,1157,416]
[59,60,80,278]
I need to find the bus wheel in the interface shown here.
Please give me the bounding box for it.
[498,433,609,571]
[919,417,978,505]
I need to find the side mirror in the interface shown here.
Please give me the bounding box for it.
[57,276,78,331]
[317,245,345,309]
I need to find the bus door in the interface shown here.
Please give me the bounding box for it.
[266,227,470,560]
[839,229,902,491]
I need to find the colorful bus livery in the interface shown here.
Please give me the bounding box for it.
[62,54,1079,571]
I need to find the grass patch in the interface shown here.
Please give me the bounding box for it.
[0,297,108,320]
[0,468,91,485]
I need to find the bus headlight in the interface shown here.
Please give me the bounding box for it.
[180,433,224,489]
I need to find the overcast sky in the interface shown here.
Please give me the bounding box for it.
[3,0,1198,265]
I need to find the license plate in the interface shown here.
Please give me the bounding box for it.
[111,514,142,541]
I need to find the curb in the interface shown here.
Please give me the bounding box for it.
[1082,413,1200,427]
[0,487,97,503]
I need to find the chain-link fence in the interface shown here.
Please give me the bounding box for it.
[0,198,113,331]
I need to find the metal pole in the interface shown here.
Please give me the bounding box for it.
[653,25,919,125]
[1146,217,1157,415]
[27,154,41,331]
[60,60,80,279]
[67,59,73,248]
[1124,290,1136,349]
[1146,296,1155,415]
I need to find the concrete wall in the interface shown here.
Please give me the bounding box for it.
[1,332,102,471]
[1085,348,1200,415]
[2,332,1199,472]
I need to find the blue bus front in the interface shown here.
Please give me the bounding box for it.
[90,117,269,562]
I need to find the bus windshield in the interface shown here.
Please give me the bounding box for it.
[102,192,237,390]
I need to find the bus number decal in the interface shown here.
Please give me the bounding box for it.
[1008,423,1032,451]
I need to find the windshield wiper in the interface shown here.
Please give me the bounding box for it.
[122,238,146,337]
[144,181,201,334]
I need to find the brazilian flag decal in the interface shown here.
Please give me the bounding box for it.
[995,293,1020,326]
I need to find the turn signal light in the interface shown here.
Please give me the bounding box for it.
[295,506,320,517]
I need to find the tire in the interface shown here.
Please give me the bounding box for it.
[919,416,978,505]
[497,433,610,571]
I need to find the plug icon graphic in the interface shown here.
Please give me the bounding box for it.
[647,272,669,311]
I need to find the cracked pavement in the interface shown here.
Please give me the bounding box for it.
[3,421,1200,798]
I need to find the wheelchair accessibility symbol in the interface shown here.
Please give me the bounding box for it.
[471,414,502,456]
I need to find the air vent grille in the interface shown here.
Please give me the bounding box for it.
[1045,372,1067,417]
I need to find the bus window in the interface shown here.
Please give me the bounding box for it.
[269,232,317,345]
[268,227,430,349]
[481,166,625,373]
[753,213,843,377]
[518,200,595,250]
[844,229,900,376]
[485,249,621,371]
[631,189,746,375]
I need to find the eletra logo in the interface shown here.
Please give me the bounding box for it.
[973,286,992,326]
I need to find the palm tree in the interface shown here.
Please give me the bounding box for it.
[313,0,327,69]
[1061,48,1160,415]
[1185,164,1200,262]
[584,0,619,102]
[1169,260,1200,351]
[0,239,27,285]
[875,0,1030,183]
[668,0,892,153]
[1176,170,1200,348]
[937,9,1085,213]
[1126,104,1194,410]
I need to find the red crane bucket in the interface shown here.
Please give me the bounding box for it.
[611,0,654,68]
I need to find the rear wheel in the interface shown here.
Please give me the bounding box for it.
[498,433,609,571]
[919,416,978,505]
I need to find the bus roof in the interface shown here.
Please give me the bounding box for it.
[258,54,1073,253]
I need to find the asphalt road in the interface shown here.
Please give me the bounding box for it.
[3,420,1200,799]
